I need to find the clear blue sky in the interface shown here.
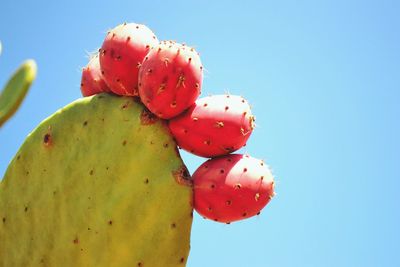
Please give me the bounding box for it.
[1,1,399,266]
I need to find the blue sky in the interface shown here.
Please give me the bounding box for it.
[1,0,399,266]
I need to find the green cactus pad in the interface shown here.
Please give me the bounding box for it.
[0,94,193,266]
[0,59,37,127]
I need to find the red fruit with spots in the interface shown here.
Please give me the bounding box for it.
[138,41,203,119]
[193,154,275,223]
[169,95,255,157]
[80,54,110,97]
[99,22,158,96]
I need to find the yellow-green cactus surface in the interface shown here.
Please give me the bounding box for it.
[0,94,193,266]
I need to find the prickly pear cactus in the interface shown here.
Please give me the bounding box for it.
[0,94,193,266]
[0,60,37,127]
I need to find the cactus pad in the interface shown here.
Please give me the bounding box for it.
[0,94,193,266]
[0,60,37,127]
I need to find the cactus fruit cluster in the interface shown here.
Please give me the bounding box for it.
[81,22,276,223]
[1,22,276,266]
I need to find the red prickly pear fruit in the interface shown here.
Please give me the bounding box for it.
[99,22,158,96]
[138,41,203,119]
[193,154,275,223]
[80,54,110,97]
[169,95,255,157]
